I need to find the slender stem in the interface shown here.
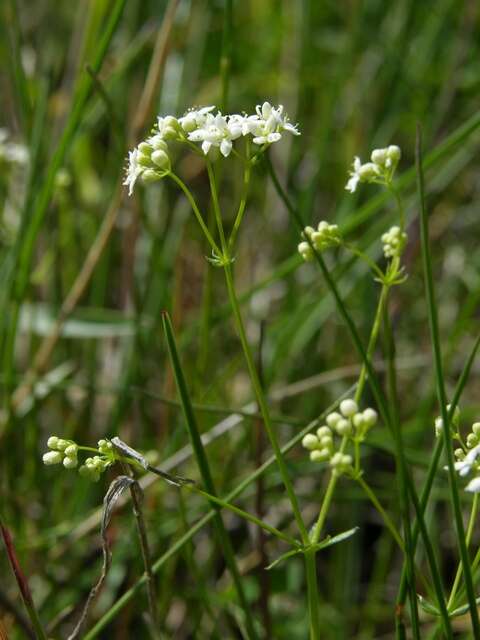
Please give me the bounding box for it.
[229,149,251,251]
[383,300,421,639]
[416,126,480,636]
[184,483,300,548]
[356,476,404,552]
[222,262,309,542]
[448,493,479,609]
[343,243,385,281]
[168,172,221,255]
[205,162,309,543]
[304,549,321,640]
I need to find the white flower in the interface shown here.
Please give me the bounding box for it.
[178,106,215,133]
[249,102,300,146]
[188,112,242,157]
[123,148,143,196]
[453,444,480,477]
[465,477,480,493]
[346,145,401,193]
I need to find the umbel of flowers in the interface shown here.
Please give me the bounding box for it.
[123,102,300,196]
[302,399,378,476]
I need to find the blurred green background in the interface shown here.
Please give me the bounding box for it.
[1,0,480,638]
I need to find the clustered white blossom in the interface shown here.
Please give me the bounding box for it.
[434,405,480,493]
[297,221,341,261]
[42,436,115,482]
[381,225,407,259]
[345,145,401,193]
[301,399,378,476]
[0,128,28,166]
[124,102,300,195]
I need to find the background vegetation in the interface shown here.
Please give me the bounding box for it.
[1,0,480,638]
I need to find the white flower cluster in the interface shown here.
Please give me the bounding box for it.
[42,436,79,469]
[124,102,300,195]
[297,221,341,261]
[381,225,407,259]
[454,443,480,493]
[301,399,378,475]
[345,145,401,193]
[42,436,114,482]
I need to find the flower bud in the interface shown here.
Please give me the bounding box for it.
[56,439,69,451]
[335,418,352,436]
[473,423,480,436]
[149,136,169,152]
[64,444,78,457]
[467,433,478,448]
[302,434,319,451]
[151,150,170,170]
[358,162,379,181]
[141,169,160,183]
[362,408,378,428]
[320,435,333,448]
[43,451,63,465]
[47,436,59,450]
[353,414,365,429]
[311,449,330,462]
[340,399,358,418]
[371,148,388,166]
[387,145,401,163]
[63,456,78,469]
[298,241,313,261]
[326,412,342,429]
[316,426,331,439]
[138,142,152,156]
[454,448,465,460]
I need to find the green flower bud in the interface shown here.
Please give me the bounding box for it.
[302,434,320,451]
[43,451,63,465]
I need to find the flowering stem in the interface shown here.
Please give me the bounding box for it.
[343,242,385,281]
[205,162,309,543]
[447,492,479,609]
[304,548,322,639]
[168,172,221,255]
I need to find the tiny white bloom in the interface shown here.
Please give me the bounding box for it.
[465,477,480,493]
[123,148,143,196]
[345,157,362,193]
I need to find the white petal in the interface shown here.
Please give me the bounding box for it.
[353,157,362,171]
[202,140,212,155]
[465,477,480,493]
[252,136,267,145]
[261,102,272,119]
[345,175,359,193]
[220,138,232,157]
[267,132,281,143]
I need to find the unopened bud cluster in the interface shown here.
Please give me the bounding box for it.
[345,145,401,193]
[297,221,341,261]
[42,436,115,482]
[302,399,378,476]
[381,225,407,259]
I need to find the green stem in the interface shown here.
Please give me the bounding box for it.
[448,493,479,609]
[228,153,251,251]
[205,161,309,543]
[356,476,404,552]
[304,549,321,640]
[416,126,480,636]
[168,172,221,255]
[222,262,308,542]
